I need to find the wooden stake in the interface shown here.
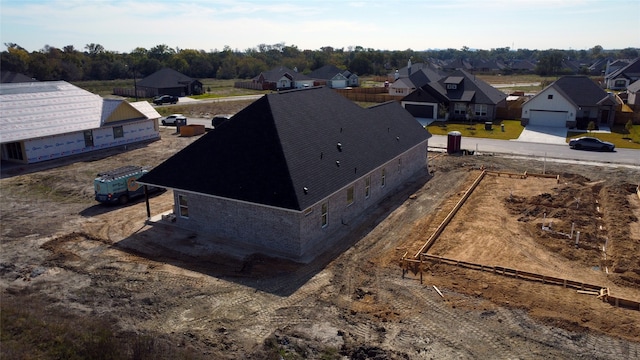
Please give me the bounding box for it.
[433,285,444,298]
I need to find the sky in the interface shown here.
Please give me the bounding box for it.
[1,0,639,54]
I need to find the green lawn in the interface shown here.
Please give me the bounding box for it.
[426,120,524,140]
[568,124,640,150]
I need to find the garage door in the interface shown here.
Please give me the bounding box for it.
[529,110,567,127]
[405,104,435,118]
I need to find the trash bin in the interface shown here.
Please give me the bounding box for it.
[447,131,461,154]
[176,117,187,132]
[485,122,493,130]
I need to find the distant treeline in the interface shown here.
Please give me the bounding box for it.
[1,42,638,82]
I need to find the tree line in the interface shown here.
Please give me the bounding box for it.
[1,42,638,82]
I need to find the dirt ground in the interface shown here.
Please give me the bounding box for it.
[2,122,640,358]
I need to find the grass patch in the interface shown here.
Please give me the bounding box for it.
[427,119,524,140]
[568,124,640,149]
[1,295,202,360]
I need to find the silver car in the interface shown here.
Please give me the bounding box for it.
[161,114,187,126]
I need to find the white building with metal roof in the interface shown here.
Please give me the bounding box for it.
[0,81,161,164]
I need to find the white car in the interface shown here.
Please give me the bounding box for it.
[161,114,187,126]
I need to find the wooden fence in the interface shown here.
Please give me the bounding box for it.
[399,169,640,311]
[401,253,640,310]
[334,87,399,103]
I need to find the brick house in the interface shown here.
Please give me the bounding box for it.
[138,86,430,261]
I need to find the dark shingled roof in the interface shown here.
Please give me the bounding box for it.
[551,76,612,107]
[139,87,430,211]
[136,68,197,88]
[253,66,313,82]
[308,65,347,80]
[438,69,506,105]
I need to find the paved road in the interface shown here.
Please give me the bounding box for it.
[429,134,640,167]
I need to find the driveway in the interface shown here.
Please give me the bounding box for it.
[514,125,568,145]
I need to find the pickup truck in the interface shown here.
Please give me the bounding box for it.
[153,94,179,105]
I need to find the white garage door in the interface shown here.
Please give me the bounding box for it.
[529,110,567,127]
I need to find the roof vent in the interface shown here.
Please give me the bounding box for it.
[336,160,340,167]
[303,187,308,194]
[321,152,323,159]
[396,136,400,141]
[337,142,342,151]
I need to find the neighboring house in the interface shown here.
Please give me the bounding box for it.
[388,63,444,97]
[0,71,37,83]
[508,60,536,74]
[401,69,507,121]
[442,58,473,72]
[626,80,640,106]
[252,66,315,90]
[473,59,505,73]
[604,57,640,90]
[0,81,160,164]
[308,65,359,88]
[521,75,617,129]
[135,68,203,97]
[137,86,430,262]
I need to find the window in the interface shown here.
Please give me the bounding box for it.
[453,103,466,115]
[321,203,328,227]
[113,126,124,139]
[446,84,457,90]
[474,104,487,117]
[178,194,189,218]
[583,110,590,118]
[614,79,626,88]
[4,142,23,161]
[364,176,371,199]
[346,186,354,206]
[547,94,553,100]
[83,130,94,147]
[381,168,386,187]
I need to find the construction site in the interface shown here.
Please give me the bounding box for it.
[1,126,640,359]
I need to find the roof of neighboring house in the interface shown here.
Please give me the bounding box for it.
[509,60,536,71]
[0,81,103,143]
[473,59,505,71]
[407,67,445,88]
[605,57,640,81]
[0,71,38,83]
[436,69,507,105]
[253,66,313,83]
[627,79,640,93]
[136,68,200,89]
[0,81,160,143]
[526,75,614,108]
[138,86,430,211]
[442,58,473,71]
[391,62,439,78]
[308,65,348,80]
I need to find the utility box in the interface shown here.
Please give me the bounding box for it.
[175,117,187,132]
[447,131,462,154]
[485,122,493,130]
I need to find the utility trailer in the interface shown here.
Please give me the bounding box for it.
[94,166,157,204]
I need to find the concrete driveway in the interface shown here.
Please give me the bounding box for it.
[514,125,568,145]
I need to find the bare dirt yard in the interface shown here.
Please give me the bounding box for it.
[2,121,640,358]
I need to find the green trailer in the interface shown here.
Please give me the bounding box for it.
[94,166,155,205]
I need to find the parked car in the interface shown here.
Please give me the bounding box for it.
[153,95,178,105]
[161,114,187,126]
[211,114,233,128]
[568,136,615,151]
